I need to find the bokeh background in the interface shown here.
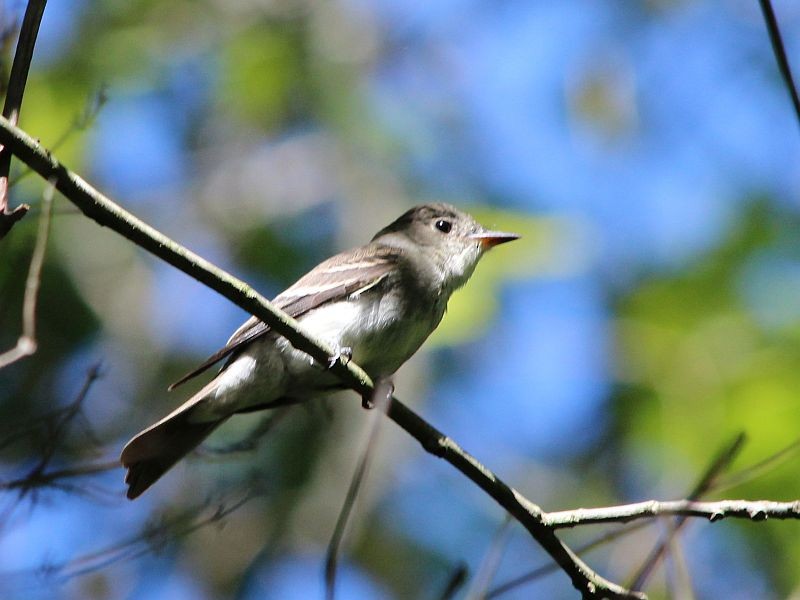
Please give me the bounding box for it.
[2,0,800,598]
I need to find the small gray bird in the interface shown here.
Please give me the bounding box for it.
[121,203,518,498]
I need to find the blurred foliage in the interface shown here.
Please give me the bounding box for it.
[220,23,314,131]
[0,1,799,600]
[617,201,800,474]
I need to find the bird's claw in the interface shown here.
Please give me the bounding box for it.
[327,345,352,370]
[362,379,394,410]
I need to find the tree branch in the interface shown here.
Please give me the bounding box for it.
[386,401,643,599]
[0,114,643,600]
[758,0,800,127]
[488,434,747,598]
[628,432,746,590]
[0,0,48,237]
[0,460,119,492]
[0,181,53,368]
[325,378,393,600]
[545,498,800,528]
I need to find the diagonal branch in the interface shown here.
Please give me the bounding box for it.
[0,114,642,600]
[628,432,746,590]
[758,0,800,126]
[0,0,49,237]
[387,401,643,599]
[325,378,394,600]
[487,523,651,599]
[487,434,747,598]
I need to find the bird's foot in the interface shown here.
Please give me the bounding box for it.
[362,378,394,410]
[327,345,353,370]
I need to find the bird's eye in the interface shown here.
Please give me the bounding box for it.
[435,219,452,233]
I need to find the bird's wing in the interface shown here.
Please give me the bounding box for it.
[168,245,399,390]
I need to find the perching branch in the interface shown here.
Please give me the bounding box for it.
[0,182,53,368]
[0,115,642,600]
[0,0,48,237]
[545,498,800,528]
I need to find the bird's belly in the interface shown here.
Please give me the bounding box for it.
[212,295,440,414]
[286,297,439,382]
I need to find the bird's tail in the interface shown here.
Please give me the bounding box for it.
[120,383,225,500]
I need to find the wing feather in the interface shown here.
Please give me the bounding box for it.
[168,245,399,390]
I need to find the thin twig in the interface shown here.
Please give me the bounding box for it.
[488,434,745,598]
[386,401,643,599]
[545,498,800,527]
[0,0,48,236]
[0,363,100,452]
[0,363,104,499]
[758,0,800,127]
[439,562,470,600]
[9,86,108,188]
[0,181,53,368]
[0,460,120,492]
[627,433,746,590]
[715,436,800,493]
[0,114,641,600]
[464,516,513,600]
[664,533,694,600]
[51,492,255,580]
[486,522,651,599]
[324,378,393,600]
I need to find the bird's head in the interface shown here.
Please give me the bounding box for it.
[373,203,519,293]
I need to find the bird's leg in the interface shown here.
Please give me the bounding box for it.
[326,344,353,369]
[362,377,394,410]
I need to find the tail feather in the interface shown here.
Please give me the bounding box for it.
[121,387,224,500]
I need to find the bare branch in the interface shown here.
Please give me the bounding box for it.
[715,435,800,493]
[0,115,642,599]
[758,0,800,126]
[0,0,48,237]
[24,492,257,582]
[387,402,643,599]
[0,364,105,500]
[545,498,800,528]
[486,523,651,599]
[628,432,746,590]
[0,460,119,492]
[438,563,469,600]
[325,378,393,600]
[664,534,695,600]
[0,181,53,368]
[9,86,108,189]
[489,434,745,598]
[464,516,512,600]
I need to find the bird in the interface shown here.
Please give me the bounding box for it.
[120,203,519,499]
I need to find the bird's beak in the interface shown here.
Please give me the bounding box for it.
[469,229,520,249]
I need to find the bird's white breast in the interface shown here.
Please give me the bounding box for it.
[212,290,443,414]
